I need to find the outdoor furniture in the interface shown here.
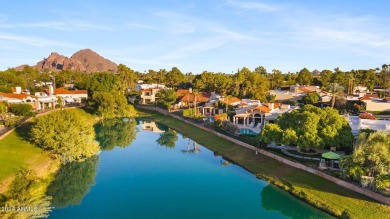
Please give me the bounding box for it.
[320,151,342,170]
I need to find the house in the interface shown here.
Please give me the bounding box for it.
[360,94,390,111]
[177,89,211,108]
[232,100,297,133]
[345,115,390,134]
[53,88,88,104]
[269,85,321,102]
[135,84,166,104]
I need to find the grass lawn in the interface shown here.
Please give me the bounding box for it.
[0,132,57,192]
[138,108,390,219]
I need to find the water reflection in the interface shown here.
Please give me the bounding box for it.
[261,184,331,219]
[46,156,99,208]
[181,139,200,154]
[141,120,164,133]
[156,128,178,148]
[0,170,52,219]
[94,118,138,151]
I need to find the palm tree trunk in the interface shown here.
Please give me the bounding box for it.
[331,94,336,108]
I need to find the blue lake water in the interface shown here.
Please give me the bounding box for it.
[48,119,332,219]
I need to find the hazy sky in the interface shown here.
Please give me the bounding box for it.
[0,0,389,74]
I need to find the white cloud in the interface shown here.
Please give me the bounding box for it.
[125,23,160,30]
[226,0,278,12]
[0,33,78,48]
[0,20,113,31]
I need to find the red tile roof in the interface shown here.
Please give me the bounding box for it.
[384,97,390,102]
[360,94,379,100]
[54,88,72,95]
[299,87,315,93]
[255,105,271,113]
[180,92,210,103]
[176,89,189,98]
[72,90,87,94]
[0,92,30,99]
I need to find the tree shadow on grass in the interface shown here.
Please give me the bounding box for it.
[14,122,34,142]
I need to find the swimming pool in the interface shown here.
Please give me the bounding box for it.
[239,128,258,136]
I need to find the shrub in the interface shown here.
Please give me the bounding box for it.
[9,104,32,116]
[183,108,195,117]
[221,120,239,134]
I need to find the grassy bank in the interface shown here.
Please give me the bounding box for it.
[138,109,390,219]
[0,132,59,192]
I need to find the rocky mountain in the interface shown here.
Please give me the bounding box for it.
[16,49,117,73]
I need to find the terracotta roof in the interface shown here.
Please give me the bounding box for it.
[220,97,241,105]
[176,89,189,98]
[180,92,210,103]
[360,94,379,100]
[245,105,271,113]
[255,105,271,113]
[299,87,315,93]
[71,90,87,94]
[239,102,248,106]
[384,97,390,102]
[54,88,72,95]
[0,92,30,99]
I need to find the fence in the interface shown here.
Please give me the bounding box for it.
[138,105,390,205]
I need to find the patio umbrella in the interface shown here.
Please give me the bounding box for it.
[321,151,341,160]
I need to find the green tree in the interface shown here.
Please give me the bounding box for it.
[260,123,283,145]
[0,71,26,88]
[31,109,100,163]
[254,66,268,75]
[94,118,138,151]
[165,67,185,88]
[9,103,32,116]
[262,105,353,150]
[282,129,298,145]
[156,88,177,112]
[91,91,137,119]
[296,68,312,85]
[156,129,178,148]
[269,69,284,89]
[353,131,390,177]
[118,64,137,93]
[326,83,344,108]
[46,156,99,208]
[85,72,120,95]
[302,93,320,104]
[232,67,270,101]
[320,69,333,88]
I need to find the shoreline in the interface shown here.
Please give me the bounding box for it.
[137,107,390,219]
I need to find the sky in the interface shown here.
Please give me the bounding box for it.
[0,0,389,74]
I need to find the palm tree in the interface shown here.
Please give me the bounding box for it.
[326,83,344,108]
[192,89,200,117]
[223,95,233,113]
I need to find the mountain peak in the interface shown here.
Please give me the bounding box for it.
[16,49,117,73]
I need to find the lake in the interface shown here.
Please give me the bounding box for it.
[47,119,332,219]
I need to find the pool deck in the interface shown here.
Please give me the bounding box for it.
[236,124,261,134]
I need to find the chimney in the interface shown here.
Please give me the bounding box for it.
[189,87,193,93]
[48,85,54,95]
[15,87,22,94]
[269,103,274,110]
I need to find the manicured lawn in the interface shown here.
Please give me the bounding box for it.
[139,109,390,219]
[0,132,54,186]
